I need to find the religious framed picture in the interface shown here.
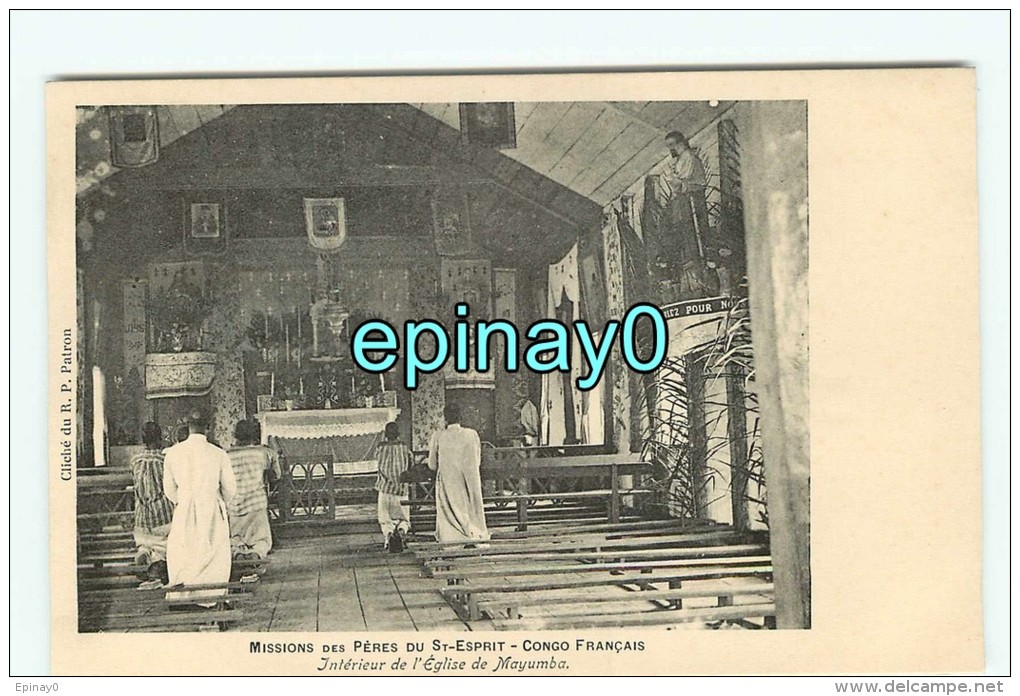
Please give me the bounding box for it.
[183,200,228,255]
[303,197,347,252]
[458,102,517,149]
[431,188,472,256]
[189,202,221,238]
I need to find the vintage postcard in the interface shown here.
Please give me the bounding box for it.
[47,69,980,675]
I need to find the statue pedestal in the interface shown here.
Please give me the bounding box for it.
[144,351,217,399]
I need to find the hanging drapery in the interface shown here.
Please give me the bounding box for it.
[431,188,473,257]
[577,229,609,447]
[578,229,607,329]
[304,198,347,253]
[92,366,107,467]
[601,217,632,453]
[108,106,159,168]
[543,243,582,446]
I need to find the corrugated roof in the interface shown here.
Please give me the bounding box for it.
[411,101,733,207]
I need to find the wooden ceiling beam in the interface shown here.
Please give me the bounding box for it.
[378,105,600,229]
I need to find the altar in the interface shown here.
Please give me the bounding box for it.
[258,407,400,474]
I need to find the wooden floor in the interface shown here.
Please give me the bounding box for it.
[231,532,470,632]
[229,506,771,632]
[79,501,771,632]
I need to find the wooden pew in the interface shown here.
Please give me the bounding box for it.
[428,545,769,578]
[485,517,725,541]
[403,452,654,531]
[416,529,746,566]
[78,581,257,633]
[491,601,778,631]
[481,581,776,622]
[441,564,774,621]
[403,498,643,536]
[433,552,772,581]
[408,443,776,630]
[76,523,269,633]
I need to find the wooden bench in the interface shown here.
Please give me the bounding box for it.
[78,581,257,633]
[441,564,774,621]
[415,529,746,565]
[480,581,776,621]
[78,555,269,577]
[484,517,726,541]
[434,552,772,582]
[491,601,778,631]
[403,453,654,530]
[428,544,768,577]
[403,497,643,536]
[77,523,268,634]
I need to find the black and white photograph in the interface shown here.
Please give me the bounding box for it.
[70,97,808,636]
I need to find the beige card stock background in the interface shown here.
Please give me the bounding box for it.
[46,69,981,675]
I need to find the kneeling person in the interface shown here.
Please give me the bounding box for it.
[375,422,413,553]
[164,409,236,605]
[227,420,280,562]
[130,422,175,586]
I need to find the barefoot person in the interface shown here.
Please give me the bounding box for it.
[163,409,236,605]
[427,404,489,545]
[375,421,414,553]
[130,422,174,587]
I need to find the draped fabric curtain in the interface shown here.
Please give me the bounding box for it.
[542,243,582,446]
[92,366,107,467]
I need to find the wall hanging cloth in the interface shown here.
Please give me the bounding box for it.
[108,106,159,168]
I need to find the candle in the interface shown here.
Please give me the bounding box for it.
[285,323,290,364]
[264,310,269,339]
[270,371,275,396]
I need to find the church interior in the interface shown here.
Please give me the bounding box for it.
[74,99,809,633]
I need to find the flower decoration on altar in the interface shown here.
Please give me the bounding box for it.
[149,269,211,352]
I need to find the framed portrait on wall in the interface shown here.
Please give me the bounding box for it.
[183,200,228,255]
[458,102,516,149]
[303,197,347,252]
[431,188,471,256]
[190,202,221,238]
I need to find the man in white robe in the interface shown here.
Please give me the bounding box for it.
[163,410,237,605]
[428,404,490,545]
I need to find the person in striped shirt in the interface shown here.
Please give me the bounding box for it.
[375,421,413,553]
[227,420,280,561]
[130,422,175,584]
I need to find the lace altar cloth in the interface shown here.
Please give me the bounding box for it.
[259,408,400,475]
